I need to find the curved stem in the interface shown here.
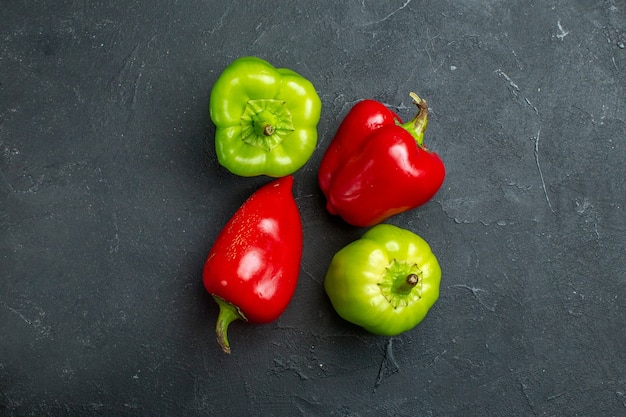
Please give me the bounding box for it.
[399,92,429,147]
[213,296,246,354]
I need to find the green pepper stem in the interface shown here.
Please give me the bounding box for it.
[399,92,429,147]
[241,99,295,151]
[379,259,423,308]
[213,296,246,354]
[394,273,420,295]
[263,125,275,136]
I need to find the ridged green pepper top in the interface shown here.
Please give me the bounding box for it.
[210,56,321,177]
[324,224,441,336]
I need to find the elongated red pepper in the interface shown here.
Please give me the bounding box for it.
[318,93,445,227]
[203,175,302,353]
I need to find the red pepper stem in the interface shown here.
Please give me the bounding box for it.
[399,92,429,147]
[213,296,246,354]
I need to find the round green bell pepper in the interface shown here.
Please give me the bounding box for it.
[324,224,441,336]
[209,56,322,177]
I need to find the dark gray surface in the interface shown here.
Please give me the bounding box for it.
[1,1,625,416]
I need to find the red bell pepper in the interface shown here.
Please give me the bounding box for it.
[202,175,302,353]
[318,93,445,227]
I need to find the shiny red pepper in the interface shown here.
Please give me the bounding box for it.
[318,93,445,227]
[202,175,302,353]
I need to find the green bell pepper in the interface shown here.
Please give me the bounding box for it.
[324,224,441,336]
[209,56,322,177]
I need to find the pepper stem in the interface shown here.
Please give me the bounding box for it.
[399,92,429,147]
[213,296,246,354]
[263,125,275,136]
[240,99,295,151]
[394,273,420,294]
[379,259,424,308]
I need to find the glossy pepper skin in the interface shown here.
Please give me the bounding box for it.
[210,56,322,177]
[203,175,302,353]
[318,93,445,227]
[324,224,440,336]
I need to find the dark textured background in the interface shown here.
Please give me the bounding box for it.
[1,1,625,416]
